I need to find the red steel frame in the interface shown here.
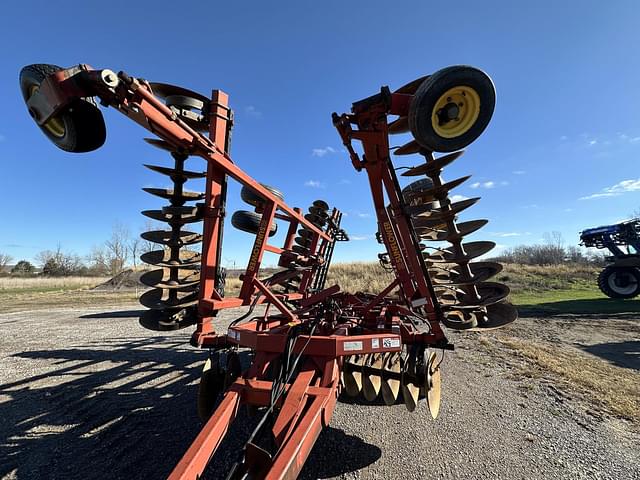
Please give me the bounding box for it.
[26,65,450,480]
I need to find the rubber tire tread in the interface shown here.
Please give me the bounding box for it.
[597,265,640,299]
[231,210,278,237]
[19,64,106,153]
[240,183,284,208]
[408,65,495,153]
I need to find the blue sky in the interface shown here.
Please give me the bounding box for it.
[1,1,640,267]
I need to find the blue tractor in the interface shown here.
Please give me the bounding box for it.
[580,219,640,299]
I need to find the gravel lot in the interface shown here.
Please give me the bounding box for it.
[0,305,638,480]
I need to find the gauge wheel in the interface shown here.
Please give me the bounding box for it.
[597,266,640,299]
[231,210,278,237]
[240,183,284,208]
[408,65,495,152]
[20,64,106,153]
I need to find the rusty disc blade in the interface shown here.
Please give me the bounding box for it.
[142,188,205,202]
[388,116,409,134]
[142,209,203,225]
[412,198,481,228]
[425,240,495,263]
[144,163,205,179]
[139,288,199,310]
[294,236,312,247]
[291,245,310,255]
[401,151,464,177]
[395,75,429,94]
[342,356,363,397]
[362,354,384,401]
[442,309,478,330]
[298,228,314,238]
[442,281,511,309]
[140,268,200,289]
[380,353,401,406]
[394,139,422,156]
[434,261,503,285]
[140,230,203,247]
[426,353,441,419]
[139,307,197,331]
[404,176,472,204]
[468,301,518,331]
[417,219,488,242]
[140,249,201,268]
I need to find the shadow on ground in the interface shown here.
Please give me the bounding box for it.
[582,340,640,371]
[517,298,640,317]
[0,336,379,479]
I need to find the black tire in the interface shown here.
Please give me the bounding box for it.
[597,266,640,299]
[231,210,277,237]
[408,65,495,153]
[240,183,284,208]
[19,64,106,153]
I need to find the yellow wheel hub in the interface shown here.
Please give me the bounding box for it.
[431,86,480,138]
[29,85,65,138]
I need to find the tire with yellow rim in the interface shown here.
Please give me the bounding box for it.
[19,64,106,153]
[408,65,495,153]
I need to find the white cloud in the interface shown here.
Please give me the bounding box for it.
[312,146,337,157]
[339,179,351,185]
[560,135,568,141]
[356,212,371,218]
[500,181,509,186]
[350,235,372,241]
[470,181,497,189]
[564,208,573,212]
[304,180,324,188]
[630,137,640,143]
[579,178,640,200]
[244,105,262,118]
[588,140,597,146]
[512,170,526,175]
[490,232,530,238]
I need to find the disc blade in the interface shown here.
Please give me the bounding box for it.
[425,240,495,263]
[442,309,479,330]
[403,176,472,204]
[342,356,363,397]
[140,249,201,267]
[401,381,420,412]
[142,187,205,202]
[138,307,198,331]
[140,230,203,247]
[144,163,206,179]
[380,353,401,406]
[417,219,488,242]
[468,301,518,330]
[442,261,503,285]
[442,281,511,309]
[394,139,422,156]
[140,268,200,289]
[401,151,464,176]
[388,116,409,134]
[394,75,429,94]
[197,358,224,421]
[139,288,199,310]
[362,354,384,401]
[149,82,210,104]
[426,353,441,419]
[142,209,203,225]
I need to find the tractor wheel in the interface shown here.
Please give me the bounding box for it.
[408,65,495,152]
[20,64,106,153]
[231,210,278,237]
[597,266,640,299]
[240,183,284,208]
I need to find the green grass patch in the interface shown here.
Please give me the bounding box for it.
[512,286,640,315]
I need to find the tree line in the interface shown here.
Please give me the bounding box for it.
[0,222,161,277]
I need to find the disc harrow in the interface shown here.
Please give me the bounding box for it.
[20,61,516,480]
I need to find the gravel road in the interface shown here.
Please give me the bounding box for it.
[0,306,638,480]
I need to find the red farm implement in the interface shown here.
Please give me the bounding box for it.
[20,62,516,479]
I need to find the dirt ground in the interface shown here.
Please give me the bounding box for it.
[0,305,638,480]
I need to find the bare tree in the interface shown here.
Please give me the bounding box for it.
[140,220,162,254]
[0,253,12,272]
[36,245,85,276]
[105,223,131,275]
[129,237,141,271]
[87,245,110,275]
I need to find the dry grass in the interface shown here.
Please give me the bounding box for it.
[493,335,640,423]
[0,276,108,291]
[326,262,395,293]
